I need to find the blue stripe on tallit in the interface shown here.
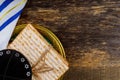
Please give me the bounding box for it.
[0,0,14,12]
[0,9,23,31]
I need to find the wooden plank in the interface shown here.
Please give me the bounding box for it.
[18,1,120,80]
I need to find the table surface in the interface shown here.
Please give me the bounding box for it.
[18,0,120,80]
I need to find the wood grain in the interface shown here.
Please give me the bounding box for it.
[18,0,120,80]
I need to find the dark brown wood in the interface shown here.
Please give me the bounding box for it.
[18,0,120,80]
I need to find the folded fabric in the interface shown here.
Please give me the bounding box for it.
[0,0,27,50]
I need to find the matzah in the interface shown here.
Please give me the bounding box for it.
[8,24,69,80]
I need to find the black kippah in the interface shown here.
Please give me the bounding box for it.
[0,49,32,80]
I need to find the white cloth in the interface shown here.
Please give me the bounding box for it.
[0,0,27,50]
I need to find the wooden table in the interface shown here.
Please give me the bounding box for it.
[18,0,120,80]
